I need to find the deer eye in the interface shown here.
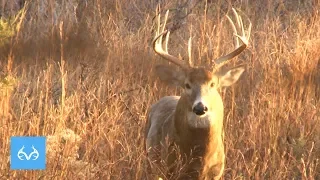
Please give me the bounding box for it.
[210,82,215,87]
[185,83,191,89]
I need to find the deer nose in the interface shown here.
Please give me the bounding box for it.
[192,102,208,116]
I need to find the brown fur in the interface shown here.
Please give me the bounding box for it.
[145,66,244,179]
[188,68,213,83]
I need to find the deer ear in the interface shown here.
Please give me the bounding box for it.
[218,65,245,87]
[155,65,186,87]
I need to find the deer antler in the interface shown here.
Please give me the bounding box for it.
[213,8,252,70]
[152,9,191,70]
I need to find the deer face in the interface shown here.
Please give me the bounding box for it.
[152,8,250,123]
[155,65,245,116]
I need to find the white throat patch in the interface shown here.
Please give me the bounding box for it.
[187,111,215,128]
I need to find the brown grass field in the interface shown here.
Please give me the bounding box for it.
[0,0,319,179]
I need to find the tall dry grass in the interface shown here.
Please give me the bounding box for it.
[0,0,319,179]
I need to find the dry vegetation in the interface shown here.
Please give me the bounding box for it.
[0,0,319,179]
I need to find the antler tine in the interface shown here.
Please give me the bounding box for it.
[213,8,252,70]
[188,35,193,67]
[233,8,252,45]
[152,10,190,70]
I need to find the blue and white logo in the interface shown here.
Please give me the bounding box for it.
[17,145,40,160]
[10,136,46,170]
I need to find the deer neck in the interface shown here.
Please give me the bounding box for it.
[173,94,224,155]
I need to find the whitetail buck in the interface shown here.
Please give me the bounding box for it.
[145,8,251,180]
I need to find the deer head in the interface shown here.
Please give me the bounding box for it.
[152,9,251,121]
